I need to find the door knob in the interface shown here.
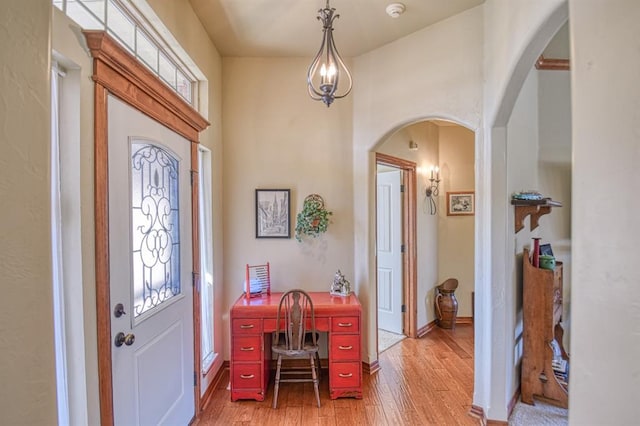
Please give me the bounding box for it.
[114,332,135,347]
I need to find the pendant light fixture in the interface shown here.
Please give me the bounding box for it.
[307,0,352,107]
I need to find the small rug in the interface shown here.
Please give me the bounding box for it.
[509,399,568,425]
[378,329,406,353]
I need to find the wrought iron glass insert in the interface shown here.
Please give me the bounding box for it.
[131,143,181,317]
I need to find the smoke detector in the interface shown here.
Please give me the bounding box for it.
[386,3,406,18]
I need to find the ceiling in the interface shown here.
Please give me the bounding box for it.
[188,0,485,57]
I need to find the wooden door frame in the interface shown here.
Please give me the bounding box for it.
[84,31,210,426]
[375,153,417,340]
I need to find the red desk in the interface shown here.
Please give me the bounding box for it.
[230,292,362,401]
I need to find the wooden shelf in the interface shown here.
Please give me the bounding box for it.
[511,198,562,233]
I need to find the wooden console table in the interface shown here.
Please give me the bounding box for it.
[230,292,363,401]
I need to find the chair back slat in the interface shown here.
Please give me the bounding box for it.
[275,290,316,350]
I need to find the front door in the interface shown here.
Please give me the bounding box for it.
[377,168,403,334]
[108,95,194,425]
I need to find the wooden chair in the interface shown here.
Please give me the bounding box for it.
[272,289,321,409]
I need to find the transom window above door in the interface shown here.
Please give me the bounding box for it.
[53,0,197,105]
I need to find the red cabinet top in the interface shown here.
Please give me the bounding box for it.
[231,292,361,318]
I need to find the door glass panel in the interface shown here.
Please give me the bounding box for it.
[131,143,181,317]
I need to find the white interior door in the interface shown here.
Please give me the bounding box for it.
[108,95,194,426]
[377,169,403,334]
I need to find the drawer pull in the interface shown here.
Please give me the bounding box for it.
[239,324,255,329]
[338,345,353,350]
[338,322,352,327]
[240,374,255,379]
[240,347,254,351]
[338,373,353,378]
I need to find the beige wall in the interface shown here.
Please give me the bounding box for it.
[438,126,475,318]
[378,121,440,328]
[377,122,476,326]
[144,0,224,396]
[353,5,483,366]
[506,66,542,404]
[504,61,572,409]
[482,0,568,419]
[52,8,101,423]
[537,68,572,351]
[570,1,640,423]
[0,0,57,424]
[221,57,354,357]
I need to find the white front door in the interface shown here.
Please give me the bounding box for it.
[108,95,194,426]
[377,169,403,334]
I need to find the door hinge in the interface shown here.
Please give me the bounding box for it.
[194,371,197,387]
[401,304,406,313]
[401,244,405,253]
[190,170,195,186]
[400,184,405,193]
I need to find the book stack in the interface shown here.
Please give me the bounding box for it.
[552,359,568,386]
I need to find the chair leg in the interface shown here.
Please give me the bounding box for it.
[272,355,282,409]
[315,352,322,384]
[310,354,321,408]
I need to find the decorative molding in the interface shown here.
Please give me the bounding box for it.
[508,386,521,418]
[200,362,230,412]
[469,387,519,426]
[456,316,474,325]
[363,360,380,375]
[417,320,437,338]
[416,318,472,338]
[470,404,509,425]
[470,405,486,425]
[375,152,418,338]
[83,30,209,141]
[536,55,570,71]
[376,152,417,170]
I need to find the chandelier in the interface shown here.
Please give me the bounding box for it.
[307,0,353,107]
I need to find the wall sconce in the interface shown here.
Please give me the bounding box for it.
[409,140,418,151]
[425,166,440,215]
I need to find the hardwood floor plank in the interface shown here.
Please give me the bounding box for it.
[196,325,480,425]
[364,403,388,425]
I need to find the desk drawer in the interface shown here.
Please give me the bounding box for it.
[331,317,359,333]
[232,318,262,334]
[330,335,360,361]
[233,336,262,361]
[231,363,262,390]
[329,361,361,388]
[264,317,329,333]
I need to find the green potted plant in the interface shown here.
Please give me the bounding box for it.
[295,194,332,242]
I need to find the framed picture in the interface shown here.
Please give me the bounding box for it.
[255,189,290,238]
[447,191,475,216]
[540,243,554,257]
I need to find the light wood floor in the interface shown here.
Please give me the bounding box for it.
[195,324,479,425]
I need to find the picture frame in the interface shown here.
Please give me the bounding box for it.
[539,243,554,257]
[255,189,290,238]
[447,191,475,216]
